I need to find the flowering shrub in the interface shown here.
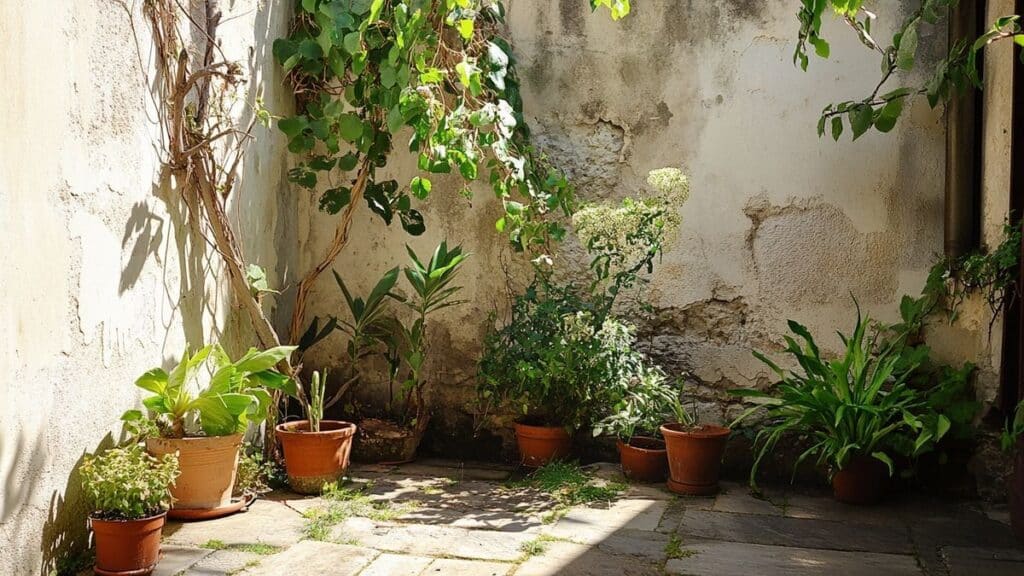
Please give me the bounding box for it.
[572,168,689,310]
[80,444,179,520]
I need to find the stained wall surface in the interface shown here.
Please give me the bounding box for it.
[298,1,1008,459]
[0,1,293,573]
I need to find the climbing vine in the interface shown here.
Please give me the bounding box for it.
[794,1,1023,140]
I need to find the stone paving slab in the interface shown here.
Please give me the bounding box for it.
[544,499,667,544]
[664,539,923,576]
[239,541,377,576]
[679,508,914,554]
[942,545,1024,576]
[163,500,305,547]
[153,546,211,576]
[595,528,669,562]
[711,482,784,516]
[330,518,534,561]
[360,552,434,576]
[391,458,514,482]
[424,558,512,575]
[784,491,907,526]
[182,548,262,575]
[514,541,661,576]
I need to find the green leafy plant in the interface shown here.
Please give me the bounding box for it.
[234,445,280,496]
[1002,400,1024,452]
[393,241,468,432]
[732,307,951,488]
[124,344,297,438]
[796,1,1023,140]
[79,443,179,520]
[593,365,682,440]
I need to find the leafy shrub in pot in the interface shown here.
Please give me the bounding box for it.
[80,444,178,576]
[124,343,296,512]
[594,366,678,482]
[1002,401,1024,542]
[733,307,951,504]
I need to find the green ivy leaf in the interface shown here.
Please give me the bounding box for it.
[320,186,352,214]
[849,104,873,140]
[339,114,364,142]
[457,19,474,40]
[399,208,425,235]
[410,176,431,199]
[896,18,920,71]
[337,152,359,171]
[278,116,308,139]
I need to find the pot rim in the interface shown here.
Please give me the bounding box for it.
[276,420,357,437]
[618,436,667,453]
[659,423,731,439]
[89,510,168,524]
[146,433,244,445]
[514,421,572,437]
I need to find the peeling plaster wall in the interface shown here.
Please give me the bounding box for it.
[296,0,1003,463]
[0,1,293,573]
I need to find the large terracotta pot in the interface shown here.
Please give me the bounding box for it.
[618,436,667,483]
[351,418,424,464]
[276,420,357,494]
[90,511,165,576]
[514,422,571,468]
[660,423,730,495]
[146,434,242,510]
[1010,440,1024,543]
[832,454,889,505]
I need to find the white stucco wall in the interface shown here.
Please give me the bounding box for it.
[0,1,293,573]
[296,1,1006,457]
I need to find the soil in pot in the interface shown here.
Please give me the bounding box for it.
[276,420,357,494]
[831,455,889,505]
[618,436,667,483]
[660,423,730,496]
[351,418,423,464]
[146,434,242,511]
[91,511,165,576]
[514,421,571,468]
[1010,441,1024,543]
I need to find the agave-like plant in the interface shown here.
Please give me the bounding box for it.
[731,307,950,488]
[124,344,296,438]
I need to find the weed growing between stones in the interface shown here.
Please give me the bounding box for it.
[302,480,419,541]
[509,461,625,523]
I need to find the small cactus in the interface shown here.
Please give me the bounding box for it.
[308,370,326,433]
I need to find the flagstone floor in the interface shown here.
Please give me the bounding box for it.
[148,459,1024,576]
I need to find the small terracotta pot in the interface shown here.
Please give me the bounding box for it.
[146,434,242,510]
[832,455,889,505]
[90,511,165,576]
[276,420,357,494]
[514,422,571,468]
[1009,440,1024,543]
[351,418,424,464]
[618,436,667,483]
[660,423,730,496]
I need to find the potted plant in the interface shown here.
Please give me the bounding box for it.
[659,395,731,495]
[1001,400,1024,542]
[123,343,296,517]
[479,280,635,467]
[80,443,179,576]
[276,370,357,493]
[732,308,950,504]
[313,241,467,463]
[594,366,678,482]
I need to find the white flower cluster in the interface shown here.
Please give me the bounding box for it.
[645,167,690,204]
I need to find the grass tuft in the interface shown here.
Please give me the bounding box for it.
[201,539,228,550]
[664,534,696,559]
[510,461,626,524]
[303,480,419,541]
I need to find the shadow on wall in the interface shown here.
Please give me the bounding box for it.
[39,434,117,576]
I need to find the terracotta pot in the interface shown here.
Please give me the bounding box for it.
[1010,440,1024,543]
[618,436,667,483]
[146,434,242,510]
[90,511,165,576]
[660,423,730,495]
[276,420,357,494]
[514,422,571,468]
[351,418,423,464]
[831,455,889,505]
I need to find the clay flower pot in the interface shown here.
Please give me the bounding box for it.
[276,420,357,494]
[90,511,165,576]
[618,436,667,483]
[146,434,242,511]
[514,422,571,468]
[351,418,424,464]
[831,455,889,505]
[660,423,730,495]
[1009,440,1024,542]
